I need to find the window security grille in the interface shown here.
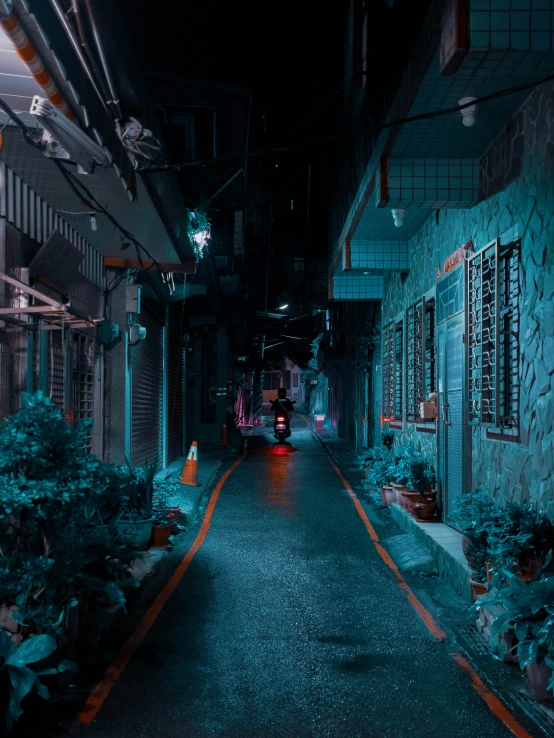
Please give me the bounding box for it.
[467,239,520,438]
[72,334,95,453]
[394,322,404,422]
[49,330,65,412]
[381,322,395,420]
[406,298,436,424]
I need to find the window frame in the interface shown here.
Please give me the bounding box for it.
[382,318,404,428]
[467,238,521,442]
[406,296,436,431]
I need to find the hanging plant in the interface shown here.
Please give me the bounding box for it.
[187,209,211,260]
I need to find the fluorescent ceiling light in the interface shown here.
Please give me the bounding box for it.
[30,95,111,173]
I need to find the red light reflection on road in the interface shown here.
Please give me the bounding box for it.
[264,446,296,515]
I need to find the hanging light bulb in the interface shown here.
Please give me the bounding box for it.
[391,208,405,228]
[458,97,478,127]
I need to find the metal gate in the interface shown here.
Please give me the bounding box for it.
[167,336,184,463]
[48,330,66,413]
[131,305,164,471]
[0,342,13,420]
[436,264,467,522]
[72,333,95,453]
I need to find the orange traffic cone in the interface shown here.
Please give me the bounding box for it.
[180,441,201,487]
[220,420,229,445]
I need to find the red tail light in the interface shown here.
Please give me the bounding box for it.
[277,416,285,421]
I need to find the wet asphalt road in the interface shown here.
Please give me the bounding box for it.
[78,418,519,738]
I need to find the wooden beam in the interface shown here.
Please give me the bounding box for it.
[104,258,197,274]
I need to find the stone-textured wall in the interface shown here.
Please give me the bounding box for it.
[380,80,554,511]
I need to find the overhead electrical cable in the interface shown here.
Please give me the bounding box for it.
[143,69,554,172]
[0,95,170,287]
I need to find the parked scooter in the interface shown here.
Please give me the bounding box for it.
[270,389,296,444]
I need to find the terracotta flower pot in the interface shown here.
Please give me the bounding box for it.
[390,484,406,504]
[382,486,396,506]
[469,577,487,602]
[412,499,436,521]
[168,506,181,522]
[380,488,388,505]
[518,558,544,582]
[401,490,420,511]
[462,535,475,568]
[151,525,171,547]
[525,659,553,701]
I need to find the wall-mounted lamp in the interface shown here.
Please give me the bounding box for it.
[458,97,478,128]
[391,208,405,228]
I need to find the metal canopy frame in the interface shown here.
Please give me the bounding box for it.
[0,272,101,332]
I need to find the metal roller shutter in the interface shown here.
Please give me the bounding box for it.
[167,336,184,463]
[131,305,163,471]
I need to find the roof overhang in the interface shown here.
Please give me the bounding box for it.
[331,0,554,300]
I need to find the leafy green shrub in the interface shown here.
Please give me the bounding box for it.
[380,430,395,451]
[0,630,77,732]
[0,394,138,636]
[471,557,554,681]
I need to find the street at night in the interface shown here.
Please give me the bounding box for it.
[70,416,533,738]
[1,0,554,735]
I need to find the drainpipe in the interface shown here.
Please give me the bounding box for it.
[82,0,123,122]
[49,0,110,117]
[154,103,217,159]
[0,4,73,118]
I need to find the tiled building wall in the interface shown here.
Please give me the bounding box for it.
[380,80,554,512]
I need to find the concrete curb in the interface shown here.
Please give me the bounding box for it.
[389,503,472,605]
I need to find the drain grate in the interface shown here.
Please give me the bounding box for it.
[456,624,494,656]
[511,690,554,736]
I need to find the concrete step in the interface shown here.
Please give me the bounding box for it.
[389,503,472,604]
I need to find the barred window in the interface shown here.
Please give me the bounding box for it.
[406,297,436,426]
[393,321,404,423]
[467,238,520,440]
[381,322,395,421]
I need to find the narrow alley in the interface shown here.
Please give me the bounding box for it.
[1,0,554,734]
[71,418,533,738]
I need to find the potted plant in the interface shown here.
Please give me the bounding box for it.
[490,502,554,581]
[408,459,437,521]
[112,461,156,548]
[471,558,554,700]
[151,491,172,548]
[452,490,497,568]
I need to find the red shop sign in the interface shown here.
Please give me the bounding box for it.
[443,239,474,276]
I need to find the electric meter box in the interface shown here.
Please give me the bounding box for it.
[129,324,146,343]
[125,284,141,314]
[97,320,120,346]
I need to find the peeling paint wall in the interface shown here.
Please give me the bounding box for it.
[380,80,554,511]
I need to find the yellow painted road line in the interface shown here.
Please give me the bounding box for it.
[77,455,245,728]
[327,450,535,738]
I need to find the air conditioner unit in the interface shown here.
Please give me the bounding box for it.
[29,96,111,173]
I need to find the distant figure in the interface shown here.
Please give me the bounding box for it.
[270,388,295,418]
